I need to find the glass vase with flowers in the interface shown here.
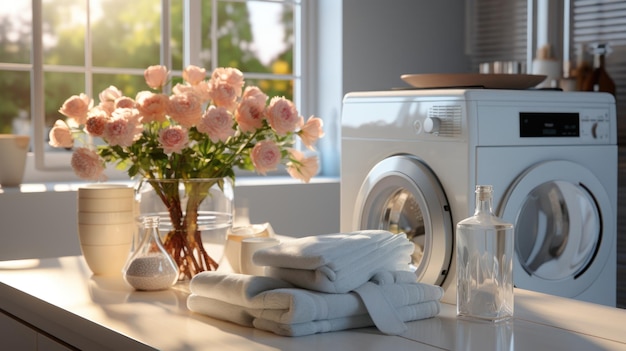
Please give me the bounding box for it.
[49,64,324,280]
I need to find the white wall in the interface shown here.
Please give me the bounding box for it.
[317,0,469,176]
[0,180,340,261]
[0,1,468,261]
[342,0,469,93]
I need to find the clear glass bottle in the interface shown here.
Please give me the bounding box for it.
[123,216,179,291]
[456,185,514,321]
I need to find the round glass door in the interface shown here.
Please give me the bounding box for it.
[515,180,600,280]
[373,187,426,267]
[357,155,453,286]
[499,160,613,298]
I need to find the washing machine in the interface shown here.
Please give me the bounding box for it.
[340,89,616,307]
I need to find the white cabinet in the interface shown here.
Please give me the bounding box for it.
[0,311,36,350]
[37,334,74,351]
[0,311,73,351]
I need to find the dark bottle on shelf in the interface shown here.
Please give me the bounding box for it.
[582,43,616,96]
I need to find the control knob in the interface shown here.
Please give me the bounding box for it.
[423,117,441,134]
[591,121,608,139]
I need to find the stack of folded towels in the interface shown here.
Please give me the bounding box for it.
[186,230,444,336]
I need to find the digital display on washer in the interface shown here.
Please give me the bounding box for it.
[519,112,579,137]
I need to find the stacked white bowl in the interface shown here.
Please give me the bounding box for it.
[77,184,136,276]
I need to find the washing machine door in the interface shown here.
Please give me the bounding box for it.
[498,160,614,298]
[355,155,453,286]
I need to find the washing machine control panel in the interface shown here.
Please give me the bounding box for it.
[582,110,612,141]
[518,109,611,141]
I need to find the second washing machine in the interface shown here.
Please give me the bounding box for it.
[340,89,616,306]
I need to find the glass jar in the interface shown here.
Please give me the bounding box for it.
[123,216,178,291]
[456,185,514,321]
[136,177,233,280]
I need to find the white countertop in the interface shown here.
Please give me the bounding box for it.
[1,256,625,351]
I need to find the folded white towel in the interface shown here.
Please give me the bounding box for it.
[186,296,441,337]
[188,271,294,307]
[253,230,414,293]
[252,301,441,337]
[186,270,443,336]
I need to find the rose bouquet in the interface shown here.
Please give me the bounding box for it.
[49,65,324,279]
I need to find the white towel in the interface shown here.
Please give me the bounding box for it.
[186,295,441,337]
[253,230,414,293]
[252,301,441,337]
[186,270,443,336]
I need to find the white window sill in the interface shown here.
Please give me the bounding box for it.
[0,175,339,194]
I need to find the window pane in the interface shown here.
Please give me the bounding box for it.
[170,0,184,69]
[208,1,293,74]
[91,0,161,68]
[43,0,86,66]
[0,1,32,65]
[0,71,30,134]
[246,77,293,101]
[93,73,146,99]
[44,71,84,128]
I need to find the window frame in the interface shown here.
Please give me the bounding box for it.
[21,0,317,182]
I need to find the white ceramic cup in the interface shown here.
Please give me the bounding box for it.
[80,242,132,276]
[77,211,135,225]
[77,217,135,276]
[224,223,273,273]
[78,184,135,211]
[78,183,135,198]
[78,196,135,212]
[240,237,280,276]
[0,134,30,187]
[76,184,136,276]
[78,222,136,246]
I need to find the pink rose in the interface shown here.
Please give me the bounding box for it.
[192,81,212,103]
[71,147,106,181]
[286,149,319,183]
[97,101,115,116]
[84,109,109,137]
[99,86,122,103]
[209,80,238,111]
[103,108,143,147]
[299,116,325,150]
[48,120,74,148]
[183,65,207,85]
[267,96,303,135]
[158,126,189,154]
[172,83,195,95]
[136,91,169,123]
[250,140,282,175]
[167,92,202,128]
[144,65,168,89]
[242,86,268,106]
[235,96,265,133]
[114,96,136,109]
[173,82,211,104]
[97,87,123,116]
[207,67,244,109]
[198,106,235,143]
[59,93,93,125]
[211,67,244,94]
